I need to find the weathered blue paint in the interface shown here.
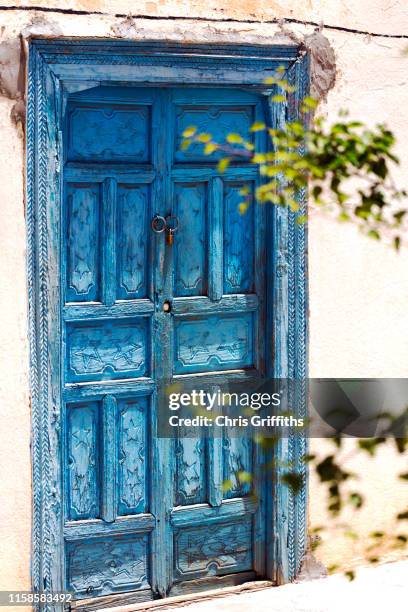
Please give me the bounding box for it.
[27,40,309,610]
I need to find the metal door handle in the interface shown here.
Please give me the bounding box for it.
[151,215,179,246]
[165,215,179,246]
[151,214,166,233]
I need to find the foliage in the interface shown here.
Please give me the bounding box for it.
[182,69,408,249]
[181,68,408,574]
[307,434,408,574]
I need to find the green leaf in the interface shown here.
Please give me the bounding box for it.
[264,76,277,85]
[316,455,349,483]
[396,534,407,543]
[349,492,363,509]
[393,210,406,223]
[250,121,266,132]
[204,143,218,155]
[243,140,255,151]
[370,531,384,539]
[239,186,250,196]
[217,157,231,173]
[302,453,316,463]
[180,139,191,151]
[281,471,303,494]
[288,199,300,213]
[279,82,297,93]
[395,437,407,453]
[345,570,355,581]
[399,472,408,480]
[271,94,286,103]
[237,471,252,483]
[262,165,283,177]
[252,153,267,164]
[367,229,380,240]
[358,438,385,456]
[182,126,197,138]
[302,96,318,109]
[196,133,212,143]
[312,185,322,200]
[226,133,244,144]
[222,479,233,492]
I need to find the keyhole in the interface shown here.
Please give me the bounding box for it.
[163,301,171,313]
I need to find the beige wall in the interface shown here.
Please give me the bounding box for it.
[0,0,407,597]
[0,94,31,594]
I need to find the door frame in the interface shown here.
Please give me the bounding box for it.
[27,38,309,602]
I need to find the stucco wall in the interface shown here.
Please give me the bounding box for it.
[0,0,407,597]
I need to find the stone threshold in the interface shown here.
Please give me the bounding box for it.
[98,580,274,612]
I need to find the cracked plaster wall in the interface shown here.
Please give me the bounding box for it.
[0,0,407,596]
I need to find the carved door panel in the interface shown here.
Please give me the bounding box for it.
[62,85,268,604]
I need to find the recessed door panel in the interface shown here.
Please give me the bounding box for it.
[67,535,150,598]
[117,397,149,516]
[175,104,255,162]
[66,319,149,382]
[223,182,255,294]
[116,184,150,300]
[67,103,151,162]
[66,183,101,302]
[175,435,207,506]
[66,402,100,521]
[174,313,254,374]
[174,519,253,580]
[174,182,208,297]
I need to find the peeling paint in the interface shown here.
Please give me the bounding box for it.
[304,31,337,100]
[111,15,139,39]
[21,16,63,38]
[0,38,21,100]
[276,24,336,101]
[0,36,26,128]
[297,541,328,581]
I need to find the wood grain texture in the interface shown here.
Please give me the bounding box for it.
[222,435,252,500]
[67,319,148,382]
[174,182,207,297]
[171,497,257,527]
[102,396,117,523]
[223,182,254,294]
[175,434,207,506]
[174,519,253,580]
[67,535,150,598]
[66,183,100,302]
[117,397,148,516]
[66,402,100,521]
[174,314,254,374]
[67,103,151,162]
[117,184,150,299]
[175,104,254,163]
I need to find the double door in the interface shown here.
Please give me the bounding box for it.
[62,85,269,602]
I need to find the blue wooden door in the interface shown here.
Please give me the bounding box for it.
[62,85,268,604]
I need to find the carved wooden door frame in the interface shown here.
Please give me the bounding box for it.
[27,39,309,606]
